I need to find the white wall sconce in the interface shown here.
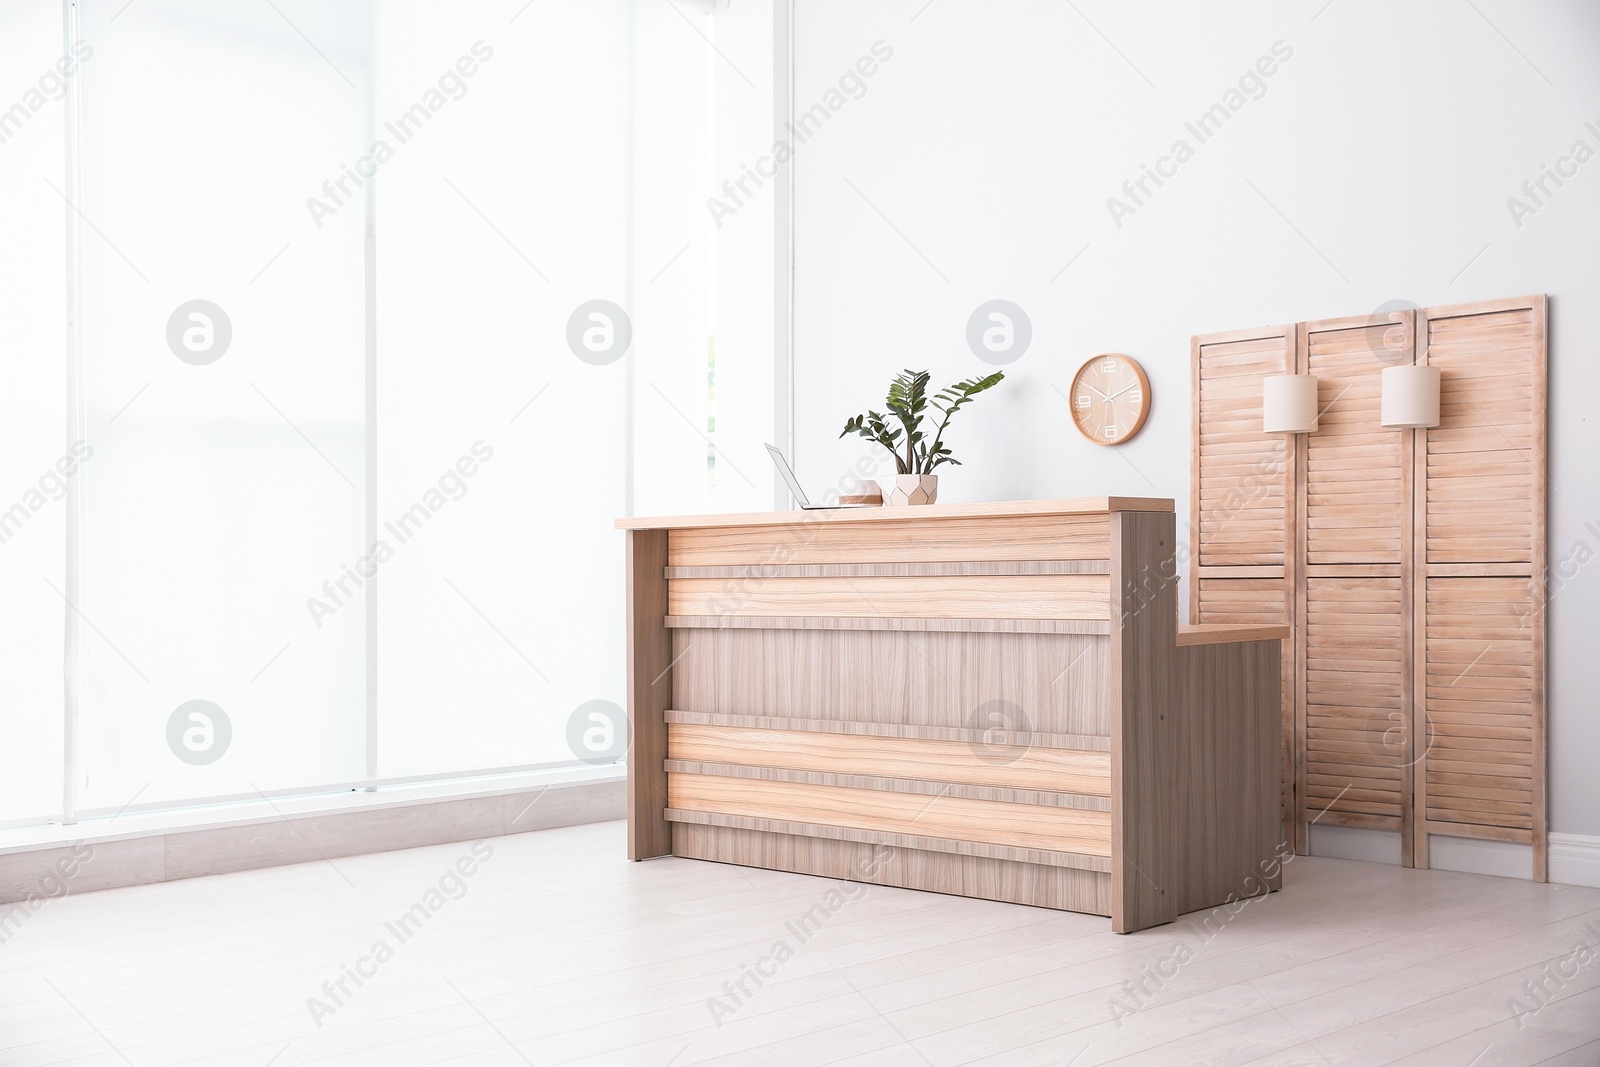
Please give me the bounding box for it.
[1380,364,1441,428]
[1262,374,1320,433]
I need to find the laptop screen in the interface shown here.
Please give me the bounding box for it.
[764,443,811,508]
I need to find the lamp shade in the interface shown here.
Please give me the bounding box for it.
[1381,364,1441,428]
[1262,374,1319,433]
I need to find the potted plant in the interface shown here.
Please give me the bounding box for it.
[840,368,1005,505]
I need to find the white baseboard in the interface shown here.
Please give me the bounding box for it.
[1550,832,1600,888]
[1430,834,1536,880]
[0,776,625,906]
[1309,825,1600,889]
[1308,825,1402,865]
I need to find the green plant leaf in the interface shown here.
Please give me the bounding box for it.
[844,369,1002,476]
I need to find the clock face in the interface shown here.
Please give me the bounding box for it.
[1069,354,1151,445]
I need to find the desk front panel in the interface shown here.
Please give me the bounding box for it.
[662,624,1118,910]
[667,573,1110,621]
[653,511,1120,910]
[666,513,1111,566]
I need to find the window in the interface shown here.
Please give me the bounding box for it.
[0,0,774,827]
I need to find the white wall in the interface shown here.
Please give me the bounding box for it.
[789,0,1600,844]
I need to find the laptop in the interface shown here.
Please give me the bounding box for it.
[765,444,877,510]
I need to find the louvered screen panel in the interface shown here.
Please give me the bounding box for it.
[1193,331,1291,567]
[1416,297,1545,871]
[1197,577,1293,827]
[1422,307,1539,564]
[1196,578,1289,626]
[1422,577,1535,832]
[1302,576,1405,828]
[1303,321,1408,565]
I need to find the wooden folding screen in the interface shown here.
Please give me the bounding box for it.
[1191,296,1546,877]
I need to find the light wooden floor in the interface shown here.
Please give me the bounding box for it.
[2,821,1597,1066]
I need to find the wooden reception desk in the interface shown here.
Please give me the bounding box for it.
[616,498,1287,933]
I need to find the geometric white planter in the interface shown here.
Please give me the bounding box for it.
[882,474,939,506]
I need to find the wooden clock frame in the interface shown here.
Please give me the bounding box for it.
[1069,353,1152,446]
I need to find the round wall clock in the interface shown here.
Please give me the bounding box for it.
[1069,353,1151,445]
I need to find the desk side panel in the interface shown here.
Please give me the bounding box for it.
[626,529,672,860]
[1109,510,1180,933]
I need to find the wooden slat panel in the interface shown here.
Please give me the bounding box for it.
[671,823,1113,914]
[667,514,1110,566]
[665,761,1113,811]
[1294,313,1414,862]
[671,629,1110,737]
[664,561,1110,579]
[1418,819,1534,845]
[1192,329,1292,567]
[1413,296,1546,878]
[1301,576,1405,829]
[667,772,1113,857]
[1196,577,1290,624]
[666,615,1110,635]
[664,710,1112,752]
[1302,320,1408,565]
[1310,809,1400,831]
[667,723,1112,796]
[1192,565,1283,579]
[665,809,1112,870]
[667,574,1110,620]
[1422,576,1536,832]
[1421,307,1539,564]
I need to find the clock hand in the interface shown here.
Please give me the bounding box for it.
[1106,380,1140,400]
[1084,383,1111,401]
